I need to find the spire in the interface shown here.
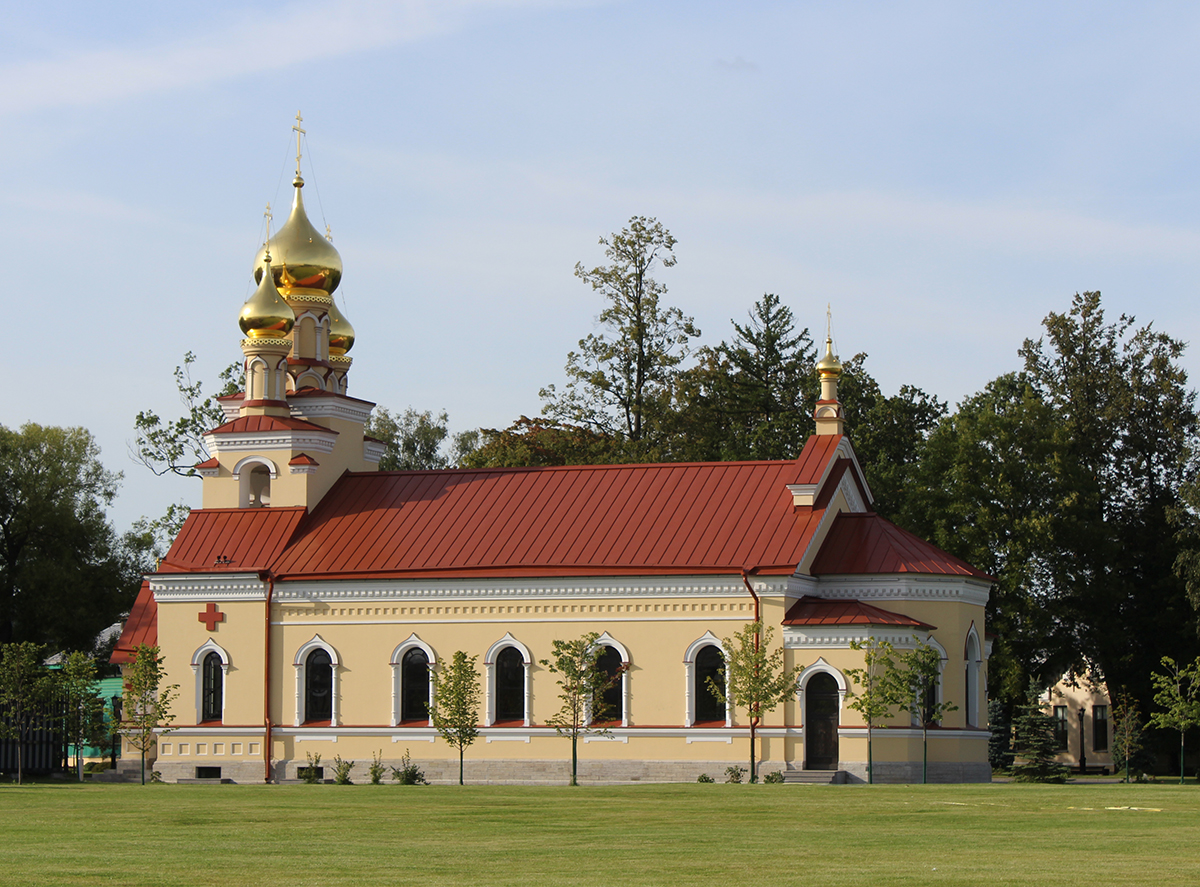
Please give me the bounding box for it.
[293,110,306,181]
[813,305,844,436]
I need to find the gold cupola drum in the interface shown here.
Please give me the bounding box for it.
[239,255,296,408]
[814,313,844,436]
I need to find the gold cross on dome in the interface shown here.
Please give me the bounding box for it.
[293,110,306,176]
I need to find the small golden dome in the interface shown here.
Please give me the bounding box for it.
[328,298,356,355]
[240,257,296,338]
[252,175,343,295]
[816,335,842,377]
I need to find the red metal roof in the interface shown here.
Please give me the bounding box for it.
[110,581,157,665]
[208,415,334,435]
[794,434,843,484]
[194,457,219,470]
[270,458,829,580]
[157,507,308,573]
[809,512,993,579]
[289,453,319,466]
[782,596,934,628]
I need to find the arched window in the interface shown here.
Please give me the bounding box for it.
[495,647,524,722]
[201,651,223,722]
[401,648,430,722]
[964,629,981,727]
[694,645,725,723]
[596,645,623,724]
[306,649,333,723]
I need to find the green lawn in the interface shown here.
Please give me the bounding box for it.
[1,782,1198,886]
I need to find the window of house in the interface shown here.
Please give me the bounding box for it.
[495,647,525,722]
[596,645,623,723]
[1053,705,1069,750]
[694,645,725,723]
[1093,704,1109,752]
[401,647,430,722]
[306,648,333,722]
[201,651,223,722]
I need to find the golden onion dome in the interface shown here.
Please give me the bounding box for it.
[328,298,356,355]
[239,256,296,338]
[816,335,842,377]
[252,175,343,295]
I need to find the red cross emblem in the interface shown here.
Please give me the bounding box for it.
[199,602,225,631]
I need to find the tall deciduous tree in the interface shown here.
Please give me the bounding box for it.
[121,644,179,785]
[0,424,144,648]
[542,217,698,455]
[539,632,624,786]
[431,650,482,785]
[460,417,617,468]
[131,351,242,477]
[0,641,52,784]
[365,407,452,471]
[844,638,901,784]
[1148,655,1200,784]
[707,622,803,783]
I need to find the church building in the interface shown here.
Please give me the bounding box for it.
[113,132,993,784]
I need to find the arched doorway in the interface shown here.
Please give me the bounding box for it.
[805,672,839,770]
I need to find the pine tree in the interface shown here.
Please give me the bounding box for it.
[1010,680,1067,783]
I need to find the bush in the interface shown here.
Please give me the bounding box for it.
[724,766,746,784]
[300,751,323,784]
[333,755,355,785]
[696,773,714,783]
[368,750,386,785]
[390,748,428,785]
[762,770,785,784]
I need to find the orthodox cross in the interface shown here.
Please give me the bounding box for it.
[293,110,305,176]
[199,602,225,632]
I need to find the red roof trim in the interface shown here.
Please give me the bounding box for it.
[111,581,157,664]
[781,596,935,629]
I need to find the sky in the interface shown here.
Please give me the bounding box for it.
[5,0,1200,533]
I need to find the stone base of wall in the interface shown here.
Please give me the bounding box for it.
[158,756,991,785]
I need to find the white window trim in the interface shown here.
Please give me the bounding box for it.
[190,639,231,724]
[484,633,532,727]
[389,633,437,728]
[683,631,730,728]
[595,631,631,728]
[293,634,341,728]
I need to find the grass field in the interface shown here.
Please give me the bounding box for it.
[2,782,1198,886]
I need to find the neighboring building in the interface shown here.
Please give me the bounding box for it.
[1044,675,1112,773]
[112,131,994,784]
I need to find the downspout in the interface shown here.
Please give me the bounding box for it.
[741,567,761,782]
[262,571,274,783]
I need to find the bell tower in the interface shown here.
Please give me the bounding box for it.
[197,115,385,511]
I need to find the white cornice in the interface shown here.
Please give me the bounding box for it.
[288,393,374,425]
[205,429,338,456]
[783,625,932,649]
[150,573,266,602]
[363,440,387,463]
[809,574,991,607]
[275,574,762,603]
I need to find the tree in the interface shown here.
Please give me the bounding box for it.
[431,651,482,785]
[57,651,107,781]
[0,641,52,784]
[0,423,144,649]
[459,417,618,468]
[539,632,625,786]
[542,217,698,455]
[121,644,179,785]
[844,638,901,784]
[365,407,452,471]
[987,697,1015,773]
[1110,692,1147,782]
[707,622,803,783]
[131,351,242,477]
[1010,679,1067,783]
[671,295,815,462]
[890,641,958,784]
[1148,655,1200,784]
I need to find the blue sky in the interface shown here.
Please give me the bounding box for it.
[5,0,1200,532]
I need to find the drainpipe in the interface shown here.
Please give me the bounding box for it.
[262,571,274,783]
[741,568,761,782]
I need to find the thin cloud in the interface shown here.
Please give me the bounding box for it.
[0,0,577,116]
